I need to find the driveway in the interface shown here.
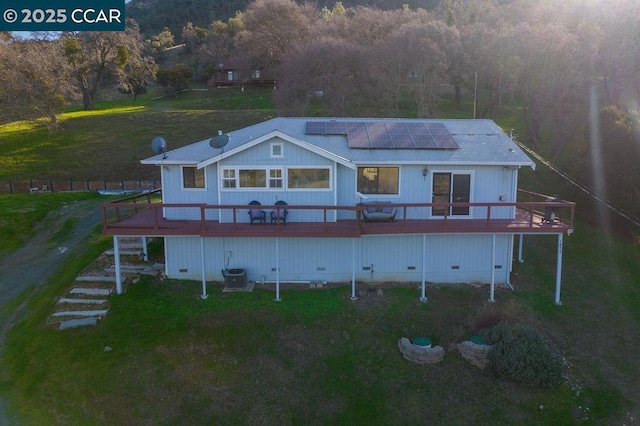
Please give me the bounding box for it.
[0,199,105,425]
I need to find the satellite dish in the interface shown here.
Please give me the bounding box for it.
[209,130,229,151]
[151,136,167,159]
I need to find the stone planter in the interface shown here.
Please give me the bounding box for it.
[456,338,493,369]
[397,337,444,364]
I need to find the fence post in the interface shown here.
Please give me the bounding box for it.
[69,178,73,191]
[29,179,33,189]
[49,180,53,192]
[86,180,90,190]
[9,180,13,194]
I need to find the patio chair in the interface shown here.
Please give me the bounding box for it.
[248,200,266,224]
[270,200,289,225]
[542,196,559,224]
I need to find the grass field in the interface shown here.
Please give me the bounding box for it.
[1,89,639,424]
[0,87,275,181]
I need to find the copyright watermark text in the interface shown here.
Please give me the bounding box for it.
[1,1,125,31]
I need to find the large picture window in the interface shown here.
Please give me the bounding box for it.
[222,167,284,189]
[287,168,330,189]
[239,169,266,188]
[183,166,205,189]
[357,167,399,194]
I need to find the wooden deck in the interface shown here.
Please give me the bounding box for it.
[102,199,574,238]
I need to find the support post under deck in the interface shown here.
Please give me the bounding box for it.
[275,238,281,302]
[200,237,208,299]
[420,234,427,302]
[489,234,496,303]
[555,233,564,305]
[351,238,357,300]
[113,235,122,295]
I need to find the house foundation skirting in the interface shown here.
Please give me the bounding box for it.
[111,232,566,303]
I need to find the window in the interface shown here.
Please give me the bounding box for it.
[271,142,283,158]
[432,172,471,216]
[222,169,236,188]
[239,169,266,188]
[288,168,330,189]
[270,169,283,188]
[357,167,399,194]
[222,168,284,189]
[183,166,205,189]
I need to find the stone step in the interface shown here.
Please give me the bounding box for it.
[53,309,109,317]
[105,249,142,256]
[70,287,113,296]
[115,243,145,249]
[103,265,148,274]
[75,275,116,283]
[59,317,98,330]
[58,297,108,305]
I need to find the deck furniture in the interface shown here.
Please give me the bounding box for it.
[248,200,266,224]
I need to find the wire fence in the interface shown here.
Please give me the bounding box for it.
[0,179,159,195]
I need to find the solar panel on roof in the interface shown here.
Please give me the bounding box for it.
[326,121,347,134]
[304,121,458,149]
[305,121,326,135]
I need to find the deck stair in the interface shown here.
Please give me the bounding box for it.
[52,237,164,330]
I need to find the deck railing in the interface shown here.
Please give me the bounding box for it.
[102,189,575,235]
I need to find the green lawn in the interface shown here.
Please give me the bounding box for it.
[0,87,276,181]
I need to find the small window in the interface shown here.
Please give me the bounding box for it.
[357,167,398,194]
[222,169,236,188]
[271,142,283,158]
[183,167,205,189]
[288,168,330,189]
[270,169,283,188]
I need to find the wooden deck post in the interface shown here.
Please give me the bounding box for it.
[350,238,357,300]
[518,234,524,263]
[113,236,122,295]
[274,238,281,302]
[142,236,148,261]
[200,237,208,299]
[420,234,428,302]
[555,233,564,305]
[489,234,496,303]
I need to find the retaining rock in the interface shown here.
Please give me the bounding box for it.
[397,337,445,364]
[457,340,493,369]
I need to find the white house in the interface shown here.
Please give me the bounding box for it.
[102,118,575,303]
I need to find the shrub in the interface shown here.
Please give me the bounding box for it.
[482,321,562,388]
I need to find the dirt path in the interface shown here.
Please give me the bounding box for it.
[0,199,105,425]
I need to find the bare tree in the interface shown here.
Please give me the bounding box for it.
[62,20,155,110]
[235,0,316,75]
[276,36,366,116]
[0,38,73,125]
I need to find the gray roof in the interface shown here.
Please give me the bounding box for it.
[141,117,535,168]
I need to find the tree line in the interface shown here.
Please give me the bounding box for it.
[1,0,639,228]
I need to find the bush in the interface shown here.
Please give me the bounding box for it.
[482,321,562,388]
